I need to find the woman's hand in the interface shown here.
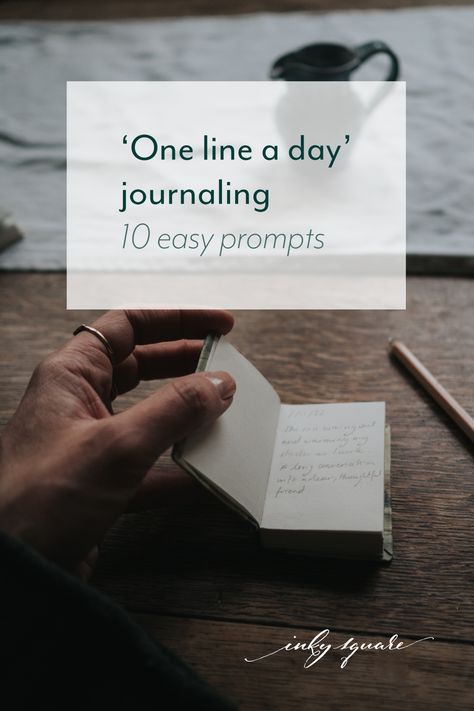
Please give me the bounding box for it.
[0,309,235,576]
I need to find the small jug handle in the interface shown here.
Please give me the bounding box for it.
[353,41,400,113]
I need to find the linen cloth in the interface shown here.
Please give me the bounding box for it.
[0,6,473,269]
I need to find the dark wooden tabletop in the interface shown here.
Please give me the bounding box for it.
[0,272,473,709]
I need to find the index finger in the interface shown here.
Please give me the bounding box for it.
[71,309,234,365]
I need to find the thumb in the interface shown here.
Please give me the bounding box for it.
[106,370,235,471]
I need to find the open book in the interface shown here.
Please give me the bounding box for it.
[173,335,392,561]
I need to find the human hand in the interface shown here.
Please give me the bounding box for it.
[0,310,235,576]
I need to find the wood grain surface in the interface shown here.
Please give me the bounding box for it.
[134,614,474,711]
[0,272,472,708]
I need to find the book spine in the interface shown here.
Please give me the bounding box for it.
[195,333,219,372]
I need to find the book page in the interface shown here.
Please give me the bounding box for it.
[178,336,281,523]
[261,402,385,532]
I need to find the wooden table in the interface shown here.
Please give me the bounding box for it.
[0,272,473,709]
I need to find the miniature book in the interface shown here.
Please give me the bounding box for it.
[173,335,392,561]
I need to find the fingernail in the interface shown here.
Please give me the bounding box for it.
[205,371,236,400]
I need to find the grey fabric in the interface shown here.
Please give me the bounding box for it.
[0,6,473,269]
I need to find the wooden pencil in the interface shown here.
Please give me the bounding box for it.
[388,338,474,443]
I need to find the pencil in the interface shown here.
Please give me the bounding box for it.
[388,338,474,443]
